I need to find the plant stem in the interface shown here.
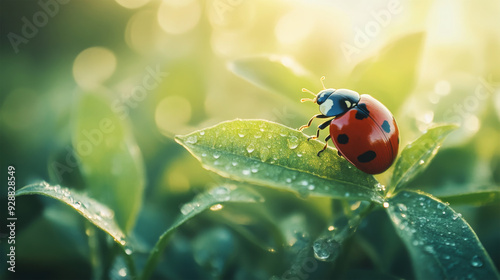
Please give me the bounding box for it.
[139,230,174,280]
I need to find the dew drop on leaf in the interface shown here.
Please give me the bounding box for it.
[287,136,299,149]
[186,135,198,144]
[471,255,483,268]
[211,186,231,201]
[260,147,270,162]
[313,237,341,261]
[246,143,255,153]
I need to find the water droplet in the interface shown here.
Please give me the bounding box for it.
[374,183,386,192]
[246,143,255,153]
[181,202,200,215]
[260,147,270,162]
[199,131,205,136]
[211,186,231,201]
[73,201,82,209]
[238,133,245,138]
[125,248,133,255]
[397,203,407,212]
[424,245,435,254]
[242,169,251,175]
[251,167,259,173]
[201,153,207,157]
[297,152,303,157]
[118,268,127,277]
[186,135,198,144]
[471,255,483,267]
[308,184,315,191]
[285,178,292,183]
[231,161,238,166]
[383,202,390,208]
[419,160,425,165]
[313,237,341,261]
[254,133,262,138]
[213,152,221,159]
[210,204,223,211]
[287,136,299,149]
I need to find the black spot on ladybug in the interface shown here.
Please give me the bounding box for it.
[357,150,376,163]
[337,134,349,144]
[381,120,391,133]
[355,103,369,120]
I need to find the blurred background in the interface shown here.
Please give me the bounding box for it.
[1,0,500,279]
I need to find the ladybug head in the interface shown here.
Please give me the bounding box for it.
[301,76,361,117]
[316,89,336,105]
[318,88,360,117]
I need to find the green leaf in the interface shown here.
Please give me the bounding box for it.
[16,182,127,248]
[437,189,500,206]
[73,93,145,232]
[175,119,382,202]
[140,185,263,280]
[385,190,500,280]
[347,32,425,110]
[389,124,458,195]
[228,55,317,99]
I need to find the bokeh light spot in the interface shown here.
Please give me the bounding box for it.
[434,80,451,95]
[158,0,201,34]
[73,47,116,89]
[155,95,192,135]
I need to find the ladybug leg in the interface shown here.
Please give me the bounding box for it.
[309,119,331,141]
[299,114,328,131]
[317,135,331,157]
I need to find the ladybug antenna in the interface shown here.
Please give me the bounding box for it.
[301,88,317,103]
[320,76,326,90]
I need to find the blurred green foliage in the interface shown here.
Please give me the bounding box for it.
[1,0,500,279]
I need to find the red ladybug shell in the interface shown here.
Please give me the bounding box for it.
[329,94,399,174]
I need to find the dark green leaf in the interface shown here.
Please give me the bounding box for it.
[389,124,458,195]
[16,182,127,248]
[437,188,500,206]
[175,119,382,202]
[73,93,145,232]
[141,185,263,280]
[386,190,500,280]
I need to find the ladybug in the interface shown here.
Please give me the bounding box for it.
[299,77,399,174]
